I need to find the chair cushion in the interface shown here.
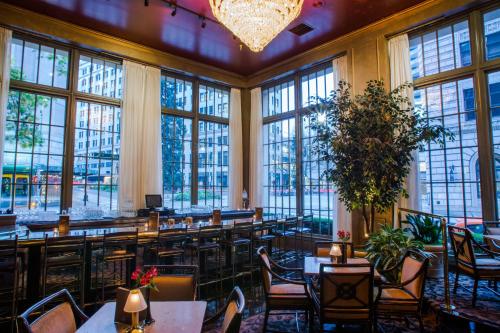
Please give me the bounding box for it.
[475,258,500,277]
[269,283,307,297]
[186,242,220,251]
[31,302,77,333]
[376,288,419,313]
[268,283,309,308]
[150,275,195,301]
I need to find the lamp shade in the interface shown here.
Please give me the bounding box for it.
[330,244,342,257]
[124,289,147,313]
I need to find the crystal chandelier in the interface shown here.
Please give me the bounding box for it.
[209,0,304,52]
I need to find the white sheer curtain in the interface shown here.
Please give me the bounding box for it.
[119,60,162,211]
[0,28,12,173]
[331,55,352,236]
[228,88,243,209]
[249,88,263,208]
[388,34,418,216]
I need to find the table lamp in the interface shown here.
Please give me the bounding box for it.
[329,244,342,263]
[124,289,147,333]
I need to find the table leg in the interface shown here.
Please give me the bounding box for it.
[26,245,41,304]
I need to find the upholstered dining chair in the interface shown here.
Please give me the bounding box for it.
[374,250,430,333]
[448,225,500,306]
[145,265,198,301]
[314,241,354,258]
[203,286,245,333]
[483,221,500,254]
[17,289,88,333]
[309,263,374,332]
[257,246,313,332]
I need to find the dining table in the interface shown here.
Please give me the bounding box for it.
[303,256,382,281]
[76,301,207,333]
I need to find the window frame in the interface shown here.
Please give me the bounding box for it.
[161,71,231,209]
[409,3,500,224]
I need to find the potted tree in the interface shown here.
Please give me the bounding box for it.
[309,80,451,236]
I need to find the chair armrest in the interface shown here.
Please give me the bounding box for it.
[203,306,226,326]
[472,241,500,258]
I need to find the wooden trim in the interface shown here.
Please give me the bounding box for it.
[0,2,247,88]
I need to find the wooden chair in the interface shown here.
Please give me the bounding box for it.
[42,233,87,307]
[0,236,19,333]
[448,225,500,306]
[314,241,354,258]
[144,264,197,301]
[484,221,500,254]
[203,286,245,333]
[17,289,88,333]
[374,250,430,333]
[257,246,313,332]
[309,263,374,332]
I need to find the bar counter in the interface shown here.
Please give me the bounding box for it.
[0,212,288,307]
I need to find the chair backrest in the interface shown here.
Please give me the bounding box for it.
[44,233,86,258]
[484,221,500,252]
[315,241,354,258]
[231,221,254,239]
[0,235,19,286]
[103,229,139,251]
[400,251,429,300]
[319,263,373,322]
[146,265,197,301]
[257,247,273,293]
[301,215,313,229]
[17,289,88,333]
[221,286,245,333]
[448,225,476,268]
[158,226,187,244]
[197,225,223,242]
[259,219,277,235]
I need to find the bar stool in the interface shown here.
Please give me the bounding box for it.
[152,226,188,264]
[185,225,223,300]
[274,217,298,261]
[41,233,87,307]
[252,219,278,258]
[291,215,314,257]
[0,235,19,333]
[222,221,253,287]
[97,229,138,303]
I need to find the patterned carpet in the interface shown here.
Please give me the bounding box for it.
[205,273,499,333]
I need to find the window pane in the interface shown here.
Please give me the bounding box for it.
[410,20,471,79]
[72,101,120,211]
[263,80,296,116]
[77,54,121,99]
[263,118,296,217]
[162,115,192,209]
[161,75,194,113]
[10,38,69,89]
[417,77,481,227]
[198,120,229,208]
[484,8,500,60]
[488,71,500,217]
[1,91,67,212]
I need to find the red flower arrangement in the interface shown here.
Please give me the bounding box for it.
[337,229,351,242]
[131,266,159,291]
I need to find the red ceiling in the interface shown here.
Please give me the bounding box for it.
[2,0,425,75]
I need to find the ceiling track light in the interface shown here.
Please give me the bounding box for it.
[144,0,149,6]
[171,6,177,16]
[200,16,207,29]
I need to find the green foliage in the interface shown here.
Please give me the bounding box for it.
[309,80,452,233]
[365,225,426,282]
[402,214,441,245]
[6,91,45,150]
[173,190,221,201]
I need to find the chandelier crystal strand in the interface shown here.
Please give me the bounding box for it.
[210,0,304,52]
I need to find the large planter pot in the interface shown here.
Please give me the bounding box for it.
[424,244,444,278]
